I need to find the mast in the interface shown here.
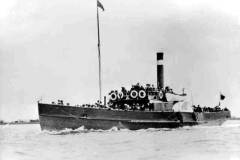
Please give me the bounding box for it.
[97,0,102,102]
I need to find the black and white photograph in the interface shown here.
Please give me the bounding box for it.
[1,0,240,160]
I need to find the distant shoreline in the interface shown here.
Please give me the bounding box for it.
[0,120,39,125]
[0,122,39,125]
[230,117,240,120]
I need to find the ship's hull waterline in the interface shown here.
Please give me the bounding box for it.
[38,103,231,131]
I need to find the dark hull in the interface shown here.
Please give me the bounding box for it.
[38,103,231,131]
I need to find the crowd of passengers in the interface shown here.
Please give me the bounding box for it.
[80,101,107,109]
[193,104,229,112]
[108,103,154,111]
[53,100,108,108]
[53,99,153,110]
[53,100,229,112]
[54,100,229,112]
[76,102,153,111]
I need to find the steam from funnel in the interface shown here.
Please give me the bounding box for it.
[157,52,164,89]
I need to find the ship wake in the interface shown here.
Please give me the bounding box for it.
[42,126,180,135]
[42,126,130,135]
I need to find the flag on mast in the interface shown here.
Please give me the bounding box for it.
[220,93,225,100]
[97,0,104,11]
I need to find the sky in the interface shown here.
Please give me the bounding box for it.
[0,0,240,121]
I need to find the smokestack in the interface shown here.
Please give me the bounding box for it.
[157,52,164,89]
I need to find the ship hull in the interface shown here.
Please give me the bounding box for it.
[38,103,231,131]
[39,115,181,130]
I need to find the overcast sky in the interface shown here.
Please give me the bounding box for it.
[0,0,240,121]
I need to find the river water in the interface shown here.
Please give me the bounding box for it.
[1,120,240,160]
